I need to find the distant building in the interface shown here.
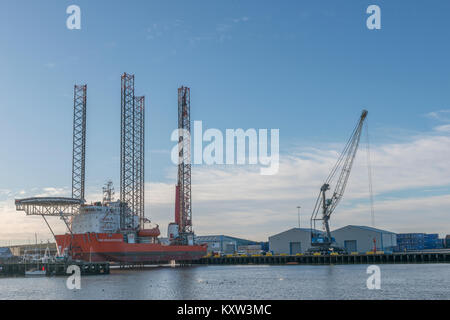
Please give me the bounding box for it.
[195,235,260,254]
[259,241,269,252]
[331,225,397,253]
[446,235,450,249]
[396,233,444,251]
[269,228,323,254]
[9,243,57,257]
[237,245,262,255]
[0,247,13,262]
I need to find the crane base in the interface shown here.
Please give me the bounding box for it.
[307,246,347,255]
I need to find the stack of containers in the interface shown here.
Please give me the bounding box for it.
[396,233,425,251]
[424,234,443,249]
[396,233,444,251]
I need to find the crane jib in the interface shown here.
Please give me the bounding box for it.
[309,110,368,254]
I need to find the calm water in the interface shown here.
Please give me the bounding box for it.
[0,264,449,300]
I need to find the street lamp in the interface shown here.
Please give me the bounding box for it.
[296,206,301,228]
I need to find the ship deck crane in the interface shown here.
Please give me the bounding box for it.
[309,110,368,254]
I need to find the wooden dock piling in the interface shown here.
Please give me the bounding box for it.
[185,252,450,266]
[0,261,110,277]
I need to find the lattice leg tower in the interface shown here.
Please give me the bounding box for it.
[177,87,192,240]
[120,73,136,229]
[135,96,145,227]
[72,84,87,202]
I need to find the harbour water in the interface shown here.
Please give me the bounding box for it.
[0,264,449,300]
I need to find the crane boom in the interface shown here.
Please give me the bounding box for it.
[310,110,368,251]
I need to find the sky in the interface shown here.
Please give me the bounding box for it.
[0,0,450,244]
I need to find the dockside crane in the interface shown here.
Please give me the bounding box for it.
[310,110,368,254]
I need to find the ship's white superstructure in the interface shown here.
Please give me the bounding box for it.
[71,200,139,234]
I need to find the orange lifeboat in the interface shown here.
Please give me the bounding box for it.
[138,227,160,238]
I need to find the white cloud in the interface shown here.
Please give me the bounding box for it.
[233,17,249,23]
[146,23,163,40]
[0,198,67,245]
[146,20,183,41]
[334,194,450,236]
[35,187,68,197]
[435,124,450,132]
[0,189,12,198]
[426,109,450,122]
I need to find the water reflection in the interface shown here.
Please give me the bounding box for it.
[0,264,448,300]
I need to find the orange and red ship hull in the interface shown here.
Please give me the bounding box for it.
[55,233,207,263]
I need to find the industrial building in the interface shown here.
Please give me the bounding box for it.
[195,235,260,255]
[331,225,397,253]
[8,243,58,257]
[269,225,397,254]
[0,247,13,262]
[269,228,324,254]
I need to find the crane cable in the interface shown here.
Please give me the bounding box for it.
[365,120,375,227]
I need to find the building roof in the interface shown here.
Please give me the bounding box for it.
[333,225,396,234]
[195,235,259,245]
[0,247,13,258]
[292,228,316,232]
[269,228,323,239]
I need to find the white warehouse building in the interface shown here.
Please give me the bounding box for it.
[331,225,397,253]
[269,228,324,254]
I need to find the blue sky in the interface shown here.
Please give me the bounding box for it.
[1,1,450,243]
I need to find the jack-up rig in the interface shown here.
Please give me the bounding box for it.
[309,110,368,254]
[15,74,207,263]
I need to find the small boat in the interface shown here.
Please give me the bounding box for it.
[24,233,46,276]
[25,268,46,277]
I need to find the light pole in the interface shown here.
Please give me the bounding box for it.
[296,206,301,228]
